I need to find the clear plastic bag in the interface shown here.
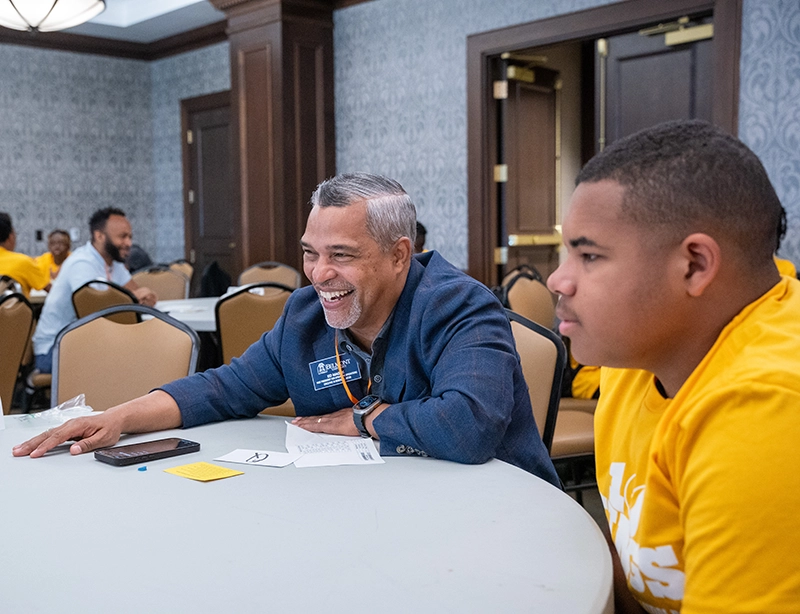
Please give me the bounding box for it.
[12,394,96,427]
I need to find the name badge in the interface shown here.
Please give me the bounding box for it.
[309,353,362,391]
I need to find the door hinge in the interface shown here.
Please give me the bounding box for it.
[494,164,508,183]
[186,130,193,145]
[596,38,608,57]
[189,249,196,264]
[493,80,508,99]
[494,247,508,265]
[188,189,195,204]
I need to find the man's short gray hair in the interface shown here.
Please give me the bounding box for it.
[310,173,417,251]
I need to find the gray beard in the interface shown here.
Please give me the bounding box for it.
[321,296,362,330]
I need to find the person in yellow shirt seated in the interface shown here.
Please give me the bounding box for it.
[0,212,49,297]
[547,120,800,614]
[35,229,71,282]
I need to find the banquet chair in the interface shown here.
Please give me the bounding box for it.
[169,259,194,286]
[215,282,294,364]
[506,309,566,453]
[51,304,200,411]
[132,266,190,300]
[72,280,140,324]
[238,261,301,289]
[0,275,23,295]
[506,274,556,330]
[215,282,295,417]
[0,292,34,414]
[551,397,598,503]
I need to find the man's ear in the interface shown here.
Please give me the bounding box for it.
[392,237,413,270]
[680,233,721,297]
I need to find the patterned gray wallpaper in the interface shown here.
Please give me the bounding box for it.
[1,0,799,271]
[335,0,800,269]
[0,41,229,262]
[150,42,230,262]
[0,45,152,258]
[739,0,800,264]
[334,0,616,269]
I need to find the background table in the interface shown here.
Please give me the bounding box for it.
[1,415,612,613]
[155,297,218,332]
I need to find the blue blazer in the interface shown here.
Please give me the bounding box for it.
[163,251,559,486]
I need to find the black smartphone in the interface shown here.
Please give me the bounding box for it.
[94,437,200,467]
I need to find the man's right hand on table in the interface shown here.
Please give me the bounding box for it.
[12,412,123,458]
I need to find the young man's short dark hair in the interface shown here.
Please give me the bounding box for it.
[577,119,785,262]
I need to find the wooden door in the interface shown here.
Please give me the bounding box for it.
[597,16,713,151]
[182,91,238,296]
[498,62,561,282]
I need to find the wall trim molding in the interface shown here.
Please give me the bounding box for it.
[0,20,228,60]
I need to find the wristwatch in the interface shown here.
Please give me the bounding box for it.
[353,394,382,438]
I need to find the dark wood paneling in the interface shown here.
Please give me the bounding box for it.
[466,0,742,286]
[219,0,335,275]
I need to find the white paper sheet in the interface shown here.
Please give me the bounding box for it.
[215,449,301,468]
[285,422,384,467]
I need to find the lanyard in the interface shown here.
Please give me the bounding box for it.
[334,329,370,404]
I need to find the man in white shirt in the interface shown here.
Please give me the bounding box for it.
[32,207,157,373]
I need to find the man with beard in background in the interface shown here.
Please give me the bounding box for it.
[32,207,157,374]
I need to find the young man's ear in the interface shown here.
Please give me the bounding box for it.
[680,233,721,297]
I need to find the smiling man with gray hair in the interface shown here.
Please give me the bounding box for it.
[15,173,559,487]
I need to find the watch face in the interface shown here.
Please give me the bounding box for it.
[356,395,381,410]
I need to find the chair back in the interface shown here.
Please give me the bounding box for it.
[215,282,293,364]
[72,280,139,324]
[51,305,200,410]
[0,292,34,414]
[506,275,556,329]
[506,309,566,453]
[238,261,301,289]
[0,275,23,294]
[169,260,194,285]
[132,267,190,300]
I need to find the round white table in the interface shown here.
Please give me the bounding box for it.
[1,415,612,613]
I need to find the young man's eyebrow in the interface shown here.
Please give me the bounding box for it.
[569,236,600,248]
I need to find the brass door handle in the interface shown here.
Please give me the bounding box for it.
[507,232,562,246]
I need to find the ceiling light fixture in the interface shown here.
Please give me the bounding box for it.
[0,0,106,33]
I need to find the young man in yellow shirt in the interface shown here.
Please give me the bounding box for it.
[0,212,49,296]
[548,120,800,614]
[35,229,72,281]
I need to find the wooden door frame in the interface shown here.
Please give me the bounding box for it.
[466,0,743,286]
[180,90,238,276]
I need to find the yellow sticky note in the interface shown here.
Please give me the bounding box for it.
[164,461,243,482]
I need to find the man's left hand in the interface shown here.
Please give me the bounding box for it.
[133,286,158,307]
[292,407,360,437]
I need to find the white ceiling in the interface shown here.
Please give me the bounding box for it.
[64,0,225,43]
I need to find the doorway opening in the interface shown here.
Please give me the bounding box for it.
[466,0,742,287]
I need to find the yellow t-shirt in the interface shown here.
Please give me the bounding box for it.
[0,246,50,296]
[774,255,796,278]
[596,276,800,614]
[35,251,69,280]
